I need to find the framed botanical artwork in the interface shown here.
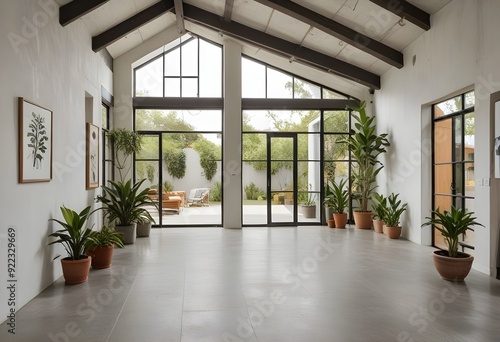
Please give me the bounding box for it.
[18,97,53,183]
[86,123,99,189]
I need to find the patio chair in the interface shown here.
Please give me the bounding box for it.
[187,188,210,206]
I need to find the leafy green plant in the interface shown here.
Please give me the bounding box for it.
[302,193,317,206]
[323,180,334,208]
[330,178,349,213]
[48,206,96,260]
[210,181,222,202]
[422,206,484,258]
[97,179,156,226]
[339,101,389,212]
[244,182,265,200]
[88,225,124,248]
[107,128,143,182]
[164,149,186,179]
[372,193,387,221]
[163,180,173,192]
[382,193,407,227]
[27,112,49,169]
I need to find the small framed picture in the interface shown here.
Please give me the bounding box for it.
[18,97,53,183]
[86,123,99,189]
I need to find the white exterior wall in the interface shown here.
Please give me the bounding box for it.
[0,0,113,323]
[375,0,500,276]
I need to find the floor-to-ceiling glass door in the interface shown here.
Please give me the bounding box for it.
[432,91,475,252]
[268,133,297,225]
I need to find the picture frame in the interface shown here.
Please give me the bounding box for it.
[18,97,53,183]
[86,123,99,189]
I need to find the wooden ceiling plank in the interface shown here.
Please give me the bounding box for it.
[92,0,175,52]
[254,0,403,68]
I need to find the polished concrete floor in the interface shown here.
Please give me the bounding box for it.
[2,226,500,341]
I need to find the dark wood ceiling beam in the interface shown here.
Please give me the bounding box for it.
[59,0,109,27]
[369,0,430,31]
[254,0,403,68]
[183,3,380,89]
[223,0,235,22]
[173,0,185,34]
[92,0,175,52]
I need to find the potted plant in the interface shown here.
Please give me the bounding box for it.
[371,193,386,233]
[87,225,124,269]
[339,101,389,229]
[331,178,349,229]
[301,193,317,219]
[48,206,96,284]
[382,193,407,239]
[323,180,335,227]
[422,206,484,281]
[97,179,156,244]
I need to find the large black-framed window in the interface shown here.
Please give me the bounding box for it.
[101,102,113,185]
[432,91,475,252]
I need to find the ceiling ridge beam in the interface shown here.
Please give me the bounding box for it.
[92,0,175,52]
[223,0,235,22]
[59,0,110,27]
[254,0,403,68]
[182,3,380,89]
[369,0,430,31]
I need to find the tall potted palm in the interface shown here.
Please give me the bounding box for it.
[97,179,156,244]
[422,206,484,281]
[48,206,96,284]
[339,101,389,229]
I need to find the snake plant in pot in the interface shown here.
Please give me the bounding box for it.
[97,179,156,244]
[48,206,96,284]
[422,206,484,281]
[339,101,389,229]
[371,193,386,233]
[331,178,349,228]
[382,193,407,239]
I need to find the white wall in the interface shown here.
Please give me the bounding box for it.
[375,0,500,276]
[0,0,112,323]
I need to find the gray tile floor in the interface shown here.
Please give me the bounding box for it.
[2,226,500,341]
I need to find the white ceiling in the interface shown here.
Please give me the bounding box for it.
[56,0,453,90]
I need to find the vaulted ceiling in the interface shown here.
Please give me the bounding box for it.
[54,0,452,90]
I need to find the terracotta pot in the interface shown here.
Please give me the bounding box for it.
[433,250,474,281]
[385,226,402,239]
[327,219,335,228]
[373,219,384,233]
[88,245,114,269]
[333,212,348,229]
[61,256,91,285]
[115,223,137,244]
[137,221,152,237]
[353,211,372,229]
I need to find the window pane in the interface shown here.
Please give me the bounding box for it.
[464,91,475,109]
[242,133,266,161]
[324,135,349,160]
[200,40,222,97]
[182,78,198,97]
[434,119,452,163]
[324,161,349,182]
[297,133,320,161]
[434,164,453,195]
[323,88,348,99]
[294,78,321,99]
[165,47,180,76]
[135,57,163,96]
[324,111,349,133]
[434,96,462,117]
[242,57,265,98]
[465,162,475,197]
[136,109,222,132]
[181,39,198,76]
[102,104,108,129]
[454,116,463,162]
[267,68,293,98]
[165,78,180,97]
[136,135,159,159]
[298,161,320,192]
